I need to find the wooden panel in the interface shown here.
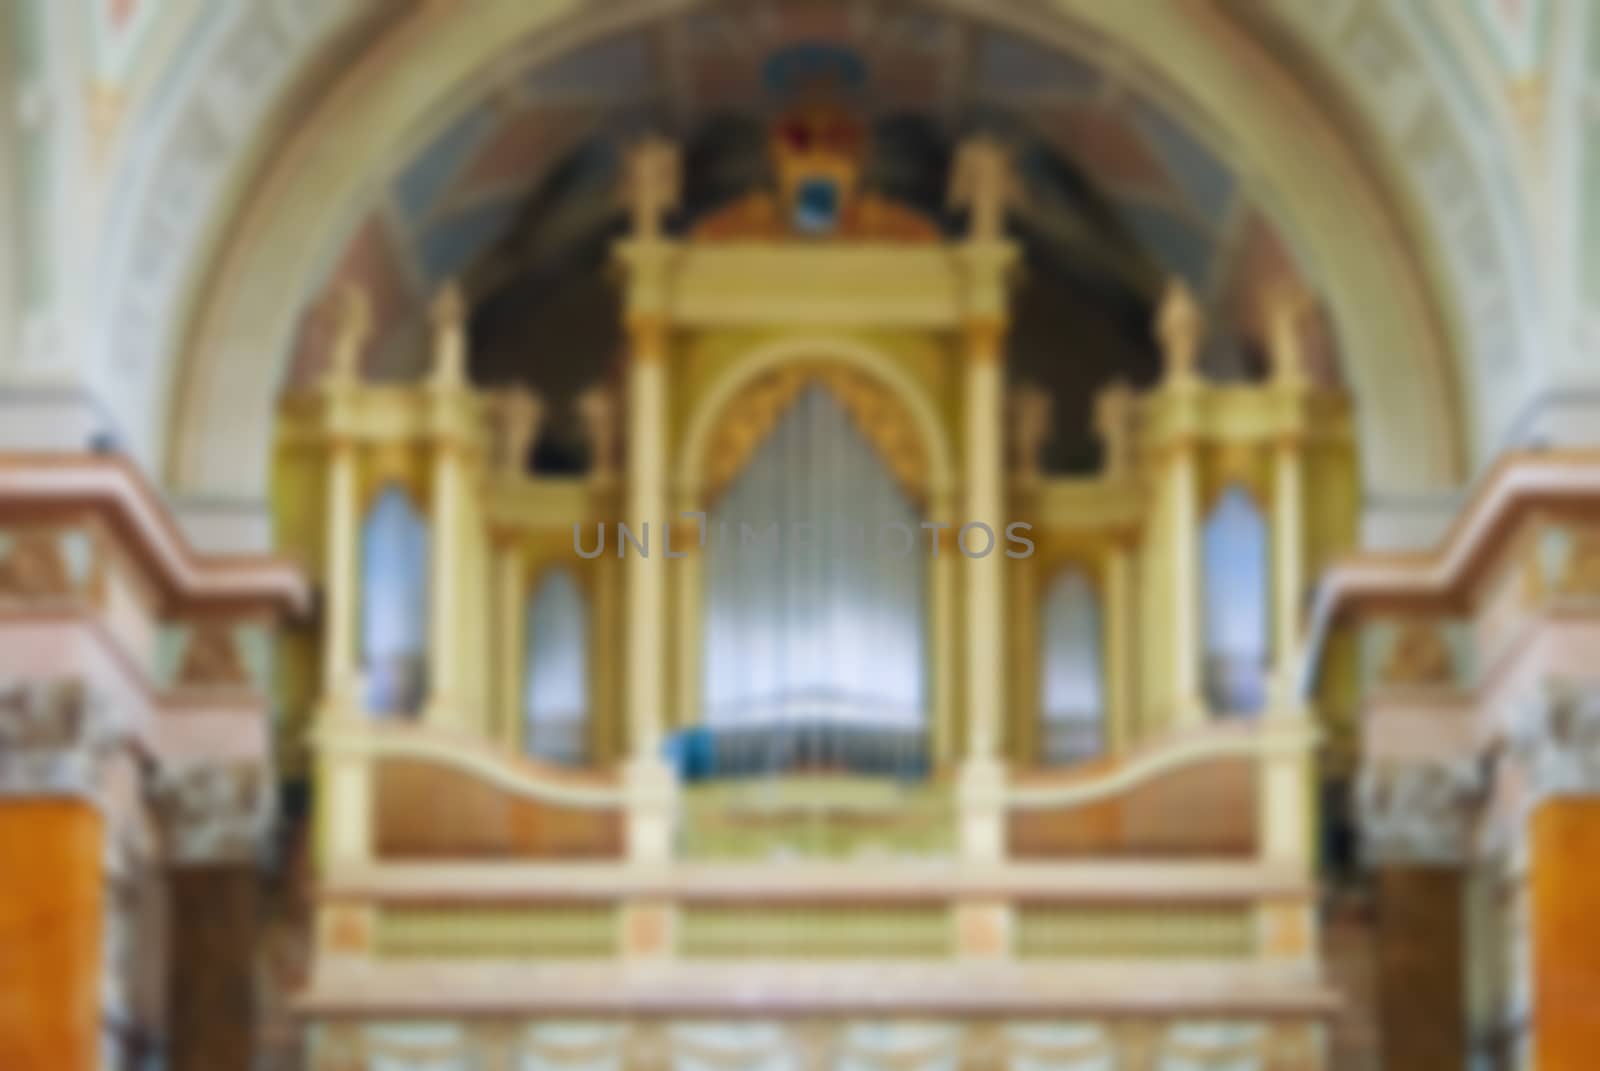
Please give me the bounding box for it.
[375,758,622,860]
[0,800,102,1071]
[679,903,950,959]
[1375,866,1464,1071]
[375,905,618,959]
[1007,757,1256,857]
[1015,905,1254,959]
[1533,798,1600,1071]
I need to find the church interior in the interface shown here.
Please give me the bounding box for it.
[2,1,1599,1069]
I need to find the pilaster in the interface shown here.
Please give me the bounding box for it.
[1155,279,1206,730]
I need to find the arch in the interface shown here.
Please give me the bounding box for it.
[360,483,429,717]
[1202,484,1269,716]
[523,568,590,766]
[143,0,1485,509]
[679,334,955,511]
[1039,566,1105,766]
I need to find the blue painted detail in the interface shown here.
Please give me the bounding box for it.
[526,33,652,95]
[416,197,523,285]
[763,43,867,97]
[793,176,841,234]
[975,30,1100,95]
[392,105,499,224]
[1127,93,1236,225]
[1118,200,1215,291]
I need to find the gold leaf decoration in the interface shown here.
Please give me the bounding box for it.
[702,364,929,508]
[0,531,73,600]
[177,624,250,688]
[1379,621,1455,688]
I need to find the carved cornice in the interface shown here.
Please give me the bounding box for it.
[1357,756,1483,865]
[154,760,271,865]
[0,454,309,614]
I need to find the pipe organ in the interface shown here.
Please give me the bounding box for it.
[273,114,1358,1069]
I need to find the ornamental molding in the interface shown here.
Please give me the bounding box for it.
[1358,755,1484,865]
[154,759,272,864]
[0,678,120,798]
[1510,680,1600,801]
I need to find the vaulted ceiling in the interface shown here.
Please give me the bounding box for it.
[282,1,1322,473]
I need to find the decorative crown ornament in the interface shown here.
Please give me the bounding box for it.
[694,45,934,242]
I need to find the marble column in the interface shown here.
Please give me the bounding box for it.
[0,680,116,1071]
[1513,682,1600,1068]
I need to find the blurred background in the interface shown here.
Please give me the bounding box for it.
[1,2,1597,1069]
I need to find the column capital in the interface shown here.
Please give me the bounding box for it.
[1511,680,1600,802]
[154,760,270,865]
[627,312,671,361]
[964,316,1007,362]
[1357,756,1482,865]
[0,679,117,799]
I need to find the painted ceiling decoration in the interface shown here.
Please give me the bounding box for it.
[288,0,1317,400]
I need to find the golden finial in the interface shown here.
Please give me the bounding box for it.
[1264,278,1315,387]
[1155,277,1204,384]
[323,284,371,387]
[488,386,542,474]
[577,385,618,481]
[1007,384,1052,482]
[429,279,467,387]
[624,136,681,242]
[950,136,1020,242]
[1095,379,1136,479]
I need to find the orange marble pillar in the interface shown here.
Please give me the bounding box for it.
[0,800,104,1071]
[1532,798,1600,1070]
